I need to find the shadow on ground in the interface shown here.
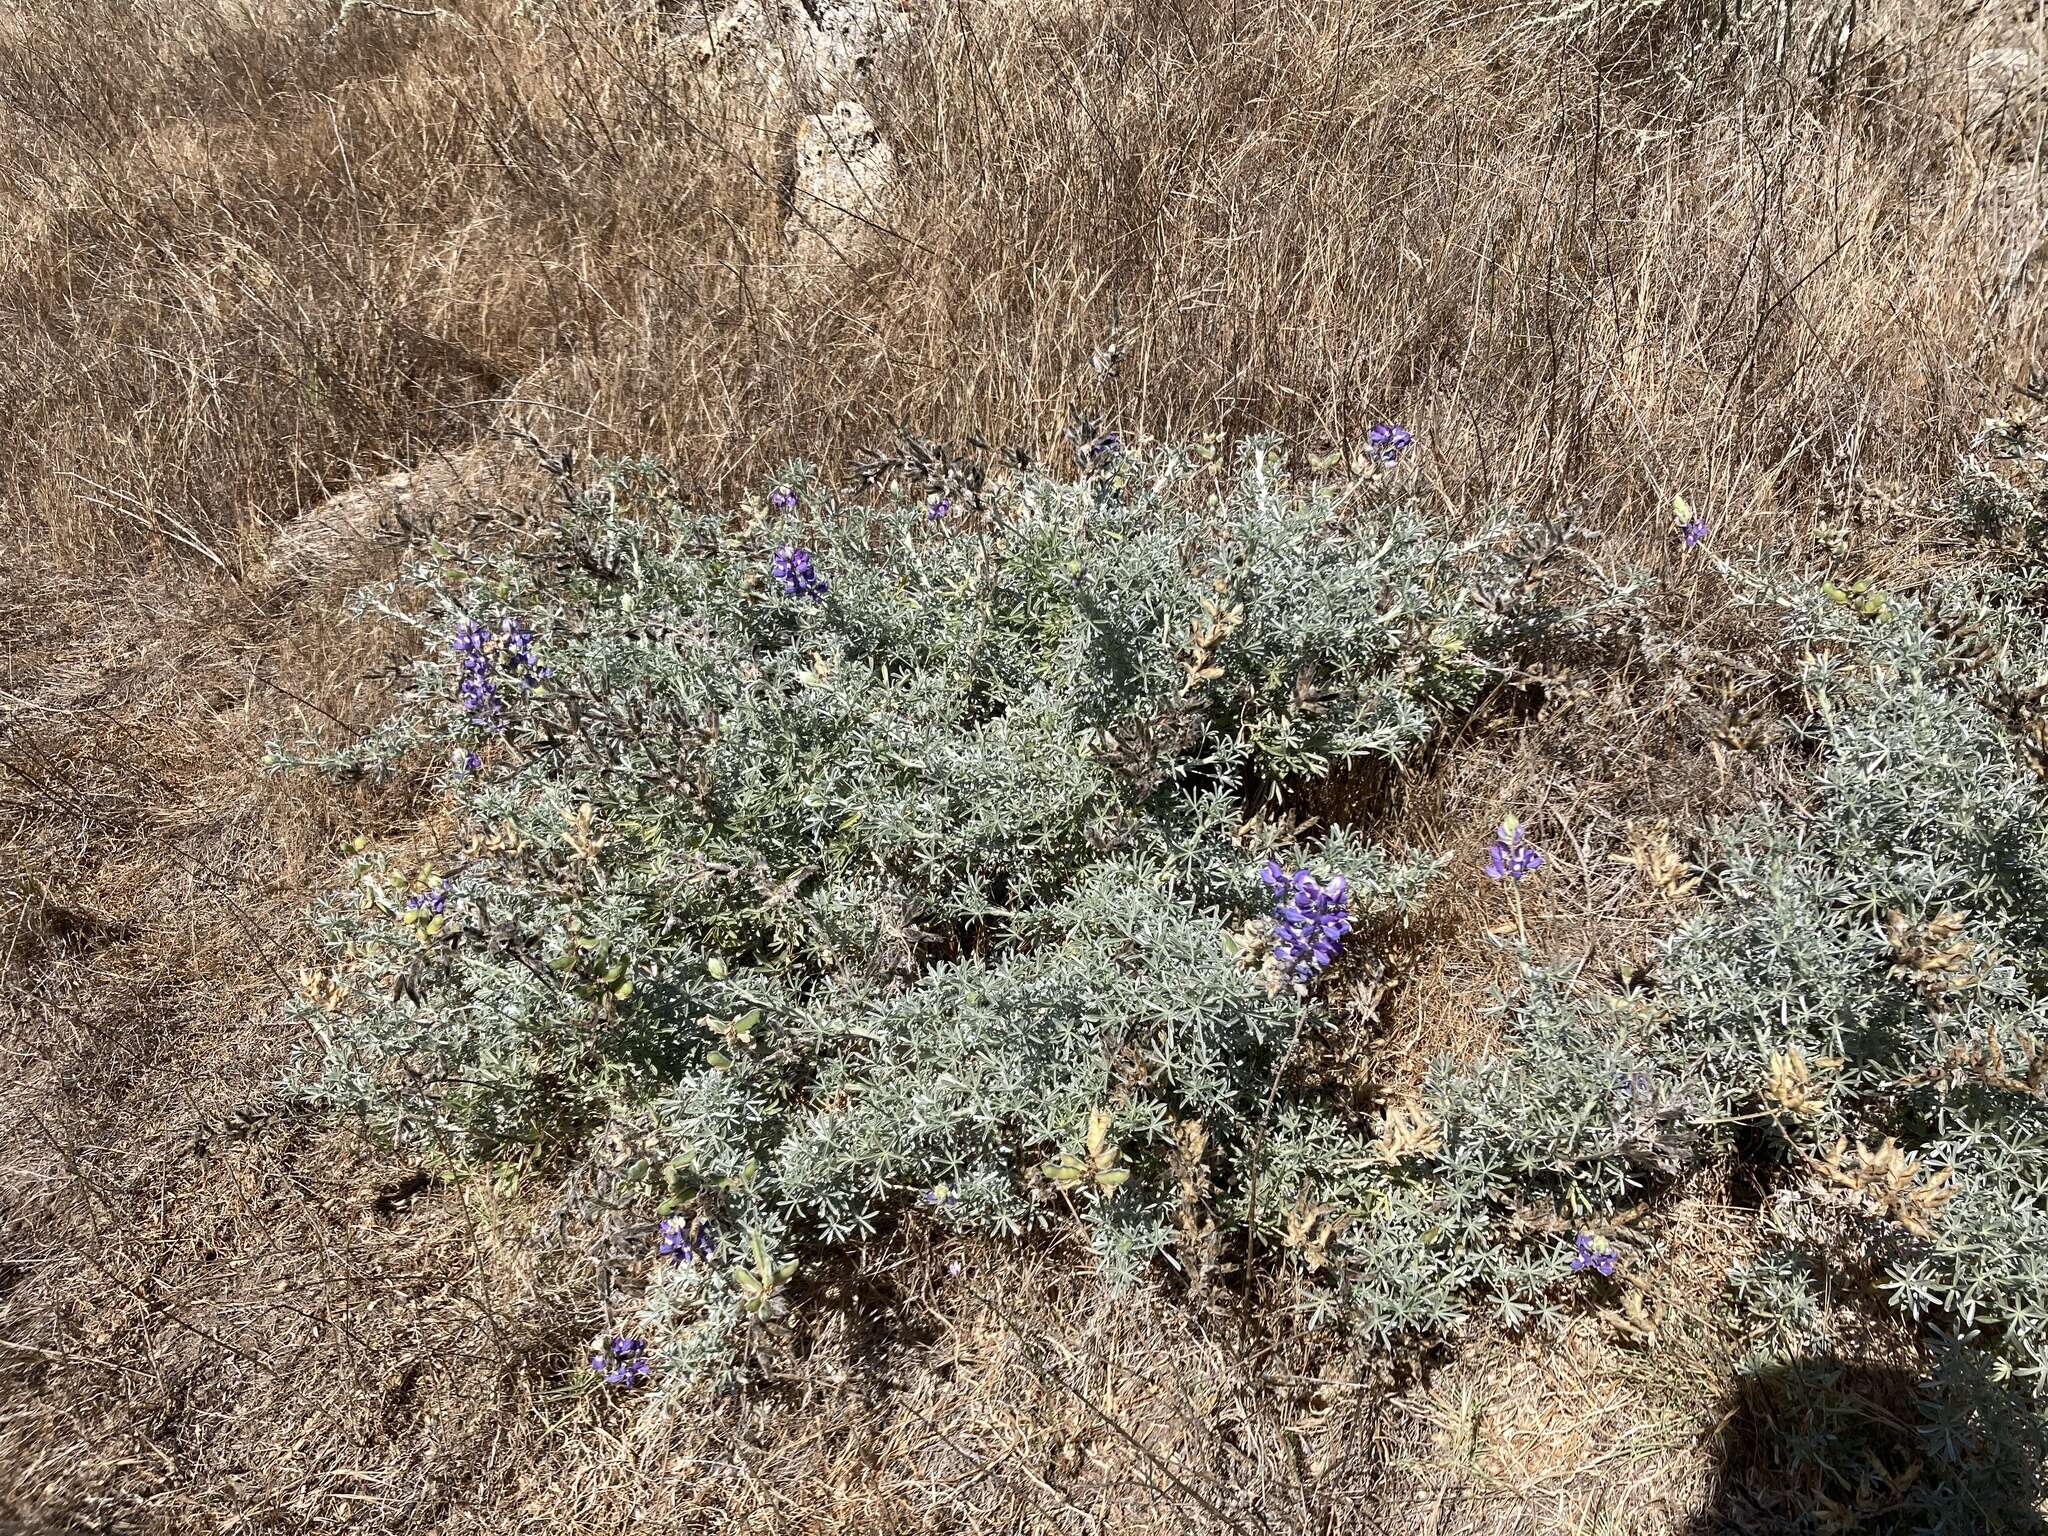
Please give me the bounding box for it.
[1687,1350,2046,1535]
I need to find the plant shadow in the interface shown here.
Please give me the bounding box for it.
[1686,1348,2046,1534]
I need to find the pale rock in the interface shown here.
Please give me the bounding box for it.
[784,98,898,270]
[260,448,507,600]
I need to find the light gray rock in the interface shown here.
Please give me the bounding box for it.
[260,449,503,600]
[784,98,898,270]
[659,0,908,99]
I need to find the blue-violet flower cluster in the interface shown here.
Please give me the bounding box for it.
[771,545,829,602]
[1260,860,1353,982]
[450,615,547,733]
[1571,1233,1618,1276]
[1077,431,1121,467]
[1483,819,1543,881]
[657,1216,717,1264]
[590,1335,650,1386]
[1367,422,1414,465]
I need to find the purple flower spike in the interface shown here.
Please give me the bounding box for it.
[1483,819,1543,882]
[451,618,500,728]
[1077,430,1121,467]
[1571,1233,1618,1277]
[590,1335,651,1387]
[496,616,548,689]
[770,545,829,602]
[927,495,953,521]
[450,614,545,733]
[1259,859,1354,983]
[769,486,798,514]
[1366,422,1414,465]
[656,1216,717,1265]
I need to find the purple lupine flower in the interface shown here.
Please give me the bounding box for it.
[451,618,501,728]
[1367,422,1414,465]
[454,749,482,775]
[656,1216,717,1265]
[918,1184,958,1208]
[769,485,799,514]
[590,1335,651,1386]
[495,615,548,688]
[1681,512,1708,550]
[1077,431,1121,466]
[450,617,489,664]
[1570,1233,1618,1277]
[1483,819,1543,881]
[405,887,448,916]
[1259,860,1354,982]
[770,545,828,602]
[451,615,545,731]
[926,495,953,521]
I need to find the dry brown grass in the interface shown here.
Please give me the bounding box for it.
[4,0,2040,576]
[4,0,2045,1529]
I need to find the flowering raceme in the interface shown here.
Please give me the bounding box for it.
[1483,819,1543,881]
[590,1335,650,1386]
[770,545,828,601]
[1673,494,1708,551]
[1367,422,1414,465]
[451,618,498,727]
[1260,861,1353,982]
[1570,1233,1617,1276]
[657,1216,717,1265]
[450,615,546,733]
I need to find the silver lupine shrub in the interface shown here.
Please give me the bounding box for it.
[1247,424,2048,1525]
[288,438,1547,1372]
[285,417,2048,1513]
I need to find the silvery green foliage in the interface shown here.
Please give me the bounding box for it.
[292,416,2048,1502]
[1258,431,2048,1521]
[1690,574,2048,1524]
[293,439,1518,1369]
